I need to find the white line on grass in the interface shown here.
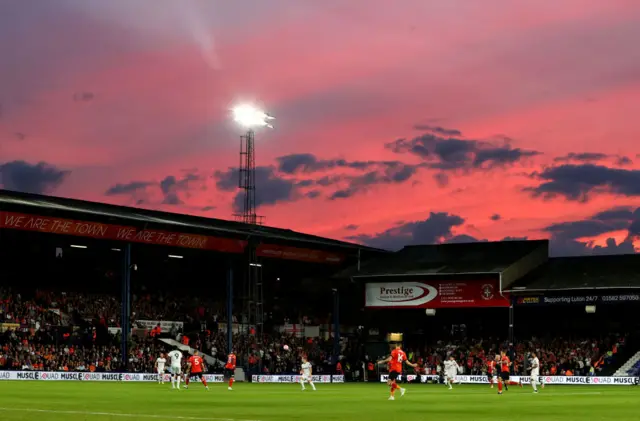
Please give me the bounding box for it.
[416,390,604,396]
[0,407,261,421]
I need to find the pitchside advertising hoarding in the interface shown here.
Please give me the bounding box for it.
[251,375,342,383]
[0,371,224,382]
[0,371,345,383]
[365,280,510,308]
[379,374,639,385]
[515,294,640,306]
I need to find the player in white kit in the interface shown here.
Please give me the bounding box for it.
[529,352,541,393]
[299,356,316,391]
[444,356,459,390]
[155,353,167,384]
[168,349,183,390]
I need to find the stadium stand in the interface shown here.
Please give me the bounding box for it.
[615,351,640,376]
[1,190,639,386]
[336,240,548,281]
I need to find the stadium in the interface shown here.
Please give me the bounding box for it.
[1,188,639,421]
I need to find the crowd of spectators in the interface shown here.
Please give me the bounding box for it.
[0,287,633,380]
[387,335,626,378]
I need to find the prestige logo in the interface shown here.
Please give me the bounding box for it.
[374,283,438,306]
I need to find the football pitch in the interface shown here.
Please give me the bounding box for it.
[0,382,638,421]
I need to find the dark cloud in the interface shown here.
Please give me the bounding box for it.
[591,207,634,221]
[275,153,421,200]
[490,214,501,221]
[276,153,403,175]
[346,212,465,250]
[502,236,529,241]
[386,133,539,173]
[543,206,639,256]
[105,173,199,205]
[544,219,629,240]
[14,132,26,141]
[215,166,298,212]
[201,206,216,211]
[554,152,633,167]
[73,92,95,102]
[447,234,484,243]
[105,181,154,196]
[306,190,321,199]
[526,164,640,202]
[327,162,419,200]
[549,237,636,257]
[553,152,608,163]
[433,173,449,187]
[159,173,199,205]
[413,124,462,137]
[616,156,633,166]
[0,160,69,194]
[345,224,359,231]
[629,208,640,237]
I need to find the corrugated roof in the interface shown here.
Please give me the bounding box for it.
[335,240,547,278]
[0,189,384,253]
[506,254,640,292]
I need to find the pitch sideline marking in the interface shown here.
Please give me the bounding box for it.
[0,407,261,421]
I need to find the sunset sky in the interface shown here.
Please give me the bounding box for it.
[1,0,639,256]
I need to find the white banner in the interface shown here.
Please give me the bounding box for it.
[379,374,639,386]
[136,320,183,330]
[0,371,223,382]
[251,375,340,383]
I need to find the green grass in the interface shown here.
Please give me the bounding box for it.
[0,381,638,421]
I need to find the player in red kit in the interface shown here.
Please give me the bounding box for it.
[377,343,417,400]
[184,351,208,391]
[225,350,236,391]
[487,356,497,388]
[497,351,522,394]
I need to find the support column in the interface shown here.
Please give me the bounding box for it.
[332,288,340,362]
[508,300,515,344]
[121,243,132,371]
[226,265,234,355]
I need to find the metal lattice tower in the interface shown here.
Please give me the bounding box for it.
[236,130,258,225]
[245,248,264,342]
[235,129,264,346]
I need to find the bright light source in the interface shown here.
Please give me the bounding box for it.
[249,263,262,267]
[70,245,87,249]
[168,254,183,259]
[232,104,274,128]
[111,248,121,252]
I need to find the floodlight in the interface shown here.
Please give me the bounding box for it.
[232,104,274,128]
[70,245,87,249]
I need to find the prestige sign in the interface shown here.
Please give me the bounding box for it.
[365,280,509,308]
